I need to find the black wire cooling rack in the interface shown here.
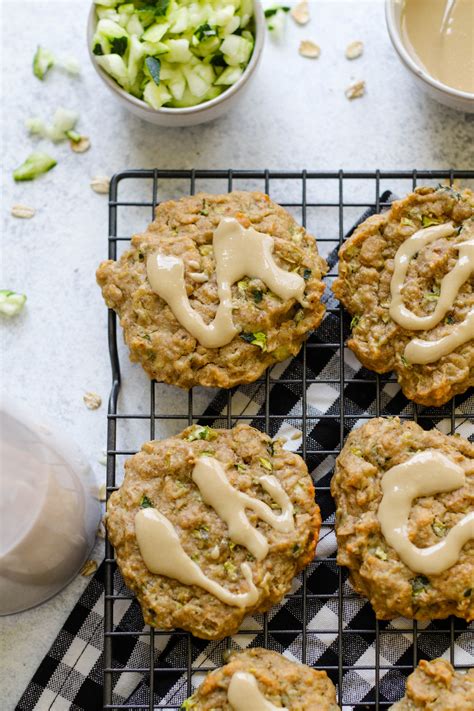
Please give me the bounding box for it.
[103,169,474,710]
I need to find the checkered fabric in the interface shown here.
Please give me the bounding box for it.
[16,196,474,711]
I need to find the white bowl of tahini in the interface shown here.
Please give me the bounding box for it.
[87,0,265,127]
[385,0,474,113]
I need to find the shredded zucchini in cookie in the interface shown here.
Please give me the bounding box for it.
[240,331,267,351]
[421,215,443,227]
[186,425,217,441]
[139,494,154,508]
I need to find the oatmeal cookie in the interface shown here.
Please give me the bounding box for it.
[331,417,473,621]
[181,647,340,710]
[390,658,474,710]
[107,424,321,639]
[332,186,474,406]
[97,191,327,389]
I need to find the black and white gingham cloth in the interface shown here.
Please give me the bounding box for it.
[17,197,474,711]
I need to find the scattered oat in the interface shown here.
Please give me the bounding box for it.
[291,430,302,440]
[70,136,90,153]
[189,271,209,282]
[291,1,310,25]
[345,80,366,100]
[345,40,364,60]
[11,204,36,219]
[90,176,110,194]
[98,483,107,502]
[83,391,102,410]
[80,559,98,577]
[97,517,106,539]
[299,40,321,58]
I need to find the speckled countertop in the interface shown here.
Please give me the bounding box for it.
[1,0,473,707]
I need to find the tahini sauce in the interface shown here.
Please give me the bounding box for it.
[401,0,474,94]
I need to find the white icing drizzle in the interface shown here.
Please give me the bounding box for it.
[389,223,474,363]
[377,450,474,576]
[146,217,306,349]
[135,508,259,607]
[404,308,474,364]
[227,672,287,711]
[192,457,294,561]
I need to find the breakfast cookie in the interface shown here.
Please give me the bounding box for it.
[390,658,474,710]
[332,185,474,406]
[181,647,340,710]
[106,424,321,640]
[331,417,473,621]
[97,191,327,389]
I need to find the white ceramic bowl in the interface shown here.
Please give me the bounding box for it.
[385,0,474,113]
[0,400,101,615]
[87,1,265,126]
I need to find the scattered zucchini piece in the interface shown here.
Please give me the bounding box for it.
[265,5,289,34]
[258,457,273,471]
[48,107,79,142]
[65,129,82,143]
[25,117,48,137]
[264,6,290,18]
[0,291,27,317]
[57,56,81,75]
[350,315,360,329]
[33,46,55,80]
[26,108,79,143]
[13,152,57,181]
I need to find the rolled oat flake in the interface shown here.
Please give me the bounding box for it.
[11,204,36,219]
[291,1,310,25]
[90,176,110,194]
[345,80,366,100]
[299,40,321,59]
[345,40,364,60]
[80,560,98,577]
[83,391,102,409]
[70,136,91,153]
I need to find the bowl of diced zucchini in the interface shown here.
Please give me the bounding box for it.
[87,0,264,126]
